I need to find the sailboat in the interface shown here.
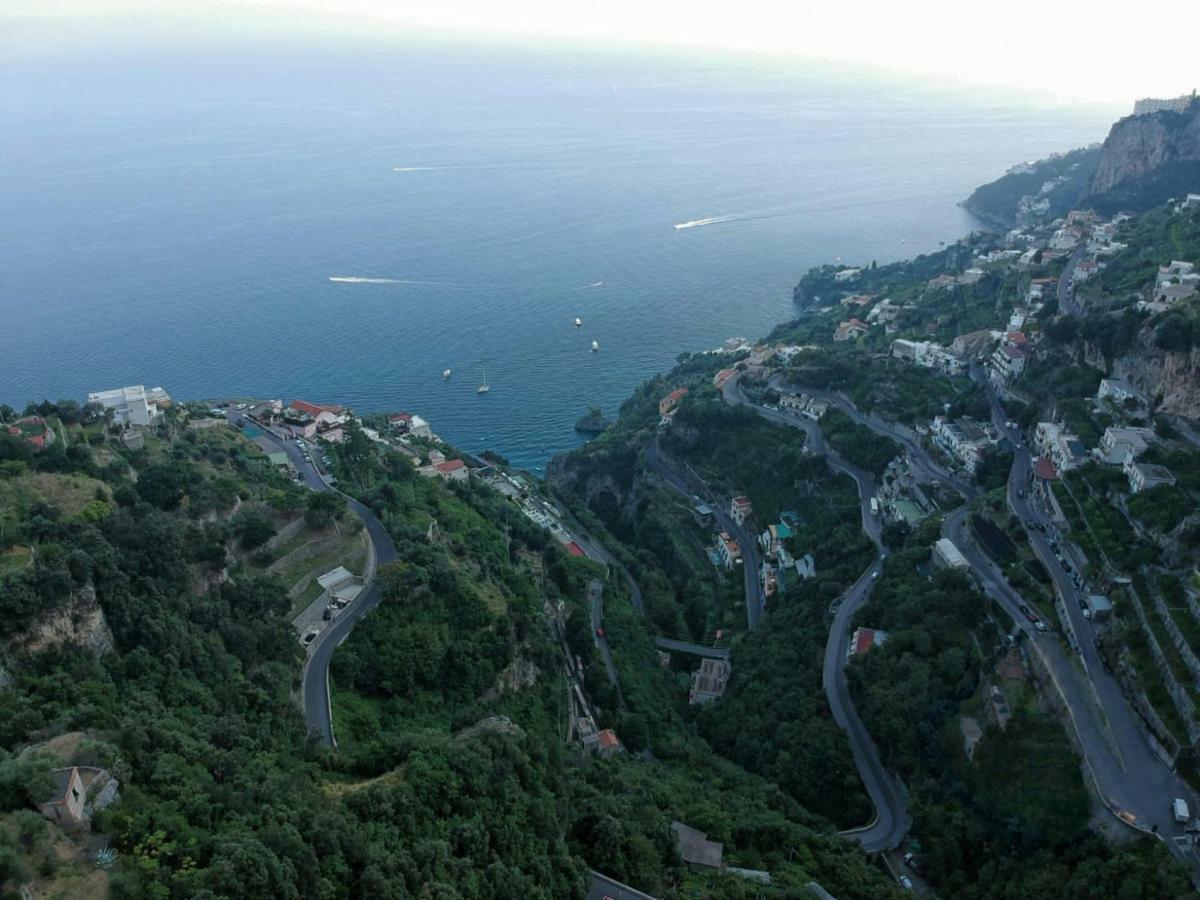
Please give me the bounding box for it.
[575,317,582,327]
[591,340,599,352]
[477,370,490,394]
[443,368,452,380]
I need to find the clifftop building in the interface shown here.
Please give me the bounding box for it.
[1132,92,1196,116]
[87,384,169,427]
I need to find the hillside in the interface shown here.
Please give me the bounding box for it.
[0,399,903,899]
[964,99,1200,228]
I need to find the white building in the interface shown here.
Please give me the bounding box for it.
[890,339,965,376]
[1133,94,1196,116]
[715,532,742,569]
[1096,377,1143,407]
[1095,426,1156,464]
[408,414,433,439]
[1124,458,1177,493]
[931,416,991,475]
[990,343,1028,381]
[933,538,970,571]
[87,384,167,426]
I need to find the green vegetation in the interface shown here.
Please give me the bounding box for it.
[962,145,1101,228]
[820,409,900,476]
[782,347,983,425]
[849,525,1188,898]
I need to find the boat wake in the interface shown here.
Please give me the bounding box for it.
[579,281,604,289]
[674,215,737,230]
[392,166,442,172]
[329,276,468,286]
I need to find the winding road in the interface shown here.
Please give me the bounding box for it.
[229,410,398,747]
[726,369,1200,876]
[721,375,911,852]
[971,369,1200,875]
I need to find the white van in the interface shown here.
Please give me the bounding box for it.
[1173,798,1190,824]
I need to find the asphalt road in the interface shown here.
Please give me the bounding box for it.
[973,375,1200,873]
[773,380,979,499]
[653,636,731,659]
[589,578,623,701]
[722,376,911,852]
[228,410,398,747]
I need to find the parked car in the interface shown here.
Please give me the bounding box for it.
[302,628,319,646]
[902,852,919,871]
[1035,620,1048,632]
[595,628,605,638]
[899,875,914,890]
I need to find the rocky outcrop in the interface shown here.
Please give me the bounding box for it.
[1089,102,1200,195]
[1111,332,1200,418]
[6,583,114,660]
[1083,101,1200,212]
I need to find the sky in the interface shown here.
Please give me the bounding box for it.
[3,0,1197,106]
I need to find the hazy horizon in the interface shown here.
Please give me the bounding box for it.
[2,0,1188,107]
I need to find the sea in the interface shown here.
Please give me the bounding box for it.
[0,38,1117,471]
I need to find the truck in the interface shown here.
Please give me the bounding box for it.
[869,497,880,517]
[1173,798,1190,824]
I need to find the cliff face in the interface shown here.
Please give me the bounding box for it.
[1084,102,1200,209]
[5,583,114,660]
[1110,331,1200,418]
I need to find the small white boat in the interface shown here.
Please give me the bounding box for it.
[477,369,490,394]
[575,317,582,327]
[443,368,452,379]
[591,340,599,352]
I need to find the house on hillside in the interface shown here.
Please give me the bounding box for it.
[833,318,869,342]
[659,388,689,424]
[729,496,752,525]
[933,538,969,571]
[1125,458,1176,493]
[931,416,991,475]
[1096,377,1143,408]
[6,416,53,449]
[1095,426,1156,464]
[989,343,1028,382]
[39,767,86,828]
[848,626,888,657]
[87,384,169,426]
[434,459,469,483]
[714,532,741,569]
[39,765,119,832]
[689,658,731,705]
[672,822,724,871]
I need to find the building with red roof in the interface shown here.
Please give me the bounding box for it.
[730,495,752,525]
[289,399,344,419]
[1033,457,1059,480]
[712,368,737,390]
[849,626,889,657]
[434,459,469,483]
[596,729,622,758]
[659,387,689,420]
[6,416,52,450]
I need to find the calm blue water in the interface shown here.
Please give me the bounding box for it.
[0,40,1115,470]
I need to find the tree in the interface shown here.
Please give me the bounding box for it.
[304,491,345,529]
[233,510,276,550]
